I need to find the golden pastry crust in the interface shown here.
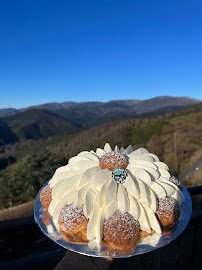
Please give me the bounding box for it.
[40,185,52,211]
[156,197,180,229]
[99,151,128,171]
[103,211,140,248]
[61,229,88,244]
[58,204,88,235]
[139,229,156,238]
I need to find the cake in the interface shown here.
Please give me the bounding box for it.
[40,143,184,249]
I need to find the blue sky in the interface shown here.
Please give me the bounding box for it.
[0,0,201,109]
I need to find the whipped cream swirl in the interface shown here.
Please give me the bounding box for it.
[48,143,184,243]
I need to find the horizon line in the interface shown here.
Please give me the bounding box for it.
[0,95,201,110]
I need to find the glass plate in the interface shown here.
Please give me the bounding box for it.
[34,180,192,258]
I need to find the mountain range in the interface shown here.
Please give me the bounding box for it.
[0,96,201,145]
[0,96,200,118]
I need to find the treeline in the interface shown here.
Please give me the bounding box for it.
[0,150,66,208]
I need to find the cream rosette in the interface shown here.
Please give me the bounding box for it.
[48,143,184,243]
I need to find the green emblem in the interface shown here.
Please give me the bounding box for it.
[112,168,128,184]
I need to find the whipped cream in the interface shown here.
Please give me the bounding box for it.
[48,143,185,243]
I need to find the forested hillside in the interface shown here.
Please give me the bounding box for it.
[4,109,77,141]
[0,118,19,145]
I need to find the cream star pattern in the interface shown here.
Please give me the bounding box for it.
[48,143,184,243]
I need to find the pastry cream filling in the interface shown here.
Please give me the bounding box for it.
[48,143,185,243]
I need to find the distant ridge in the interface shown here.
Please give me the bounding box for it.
[0,96,200,118]
[4,109,77,141]
[0,108,20,117]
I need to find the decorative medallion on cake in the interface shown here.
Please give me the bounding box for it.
[112,167,128,184]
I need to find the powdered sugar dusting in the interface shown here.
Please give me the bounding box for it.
[103,210,140,245]
[59,203,88,232]
[99,151,128,171]
[40,184,52,210]
[169,176,182,191]
[156,197,180,221]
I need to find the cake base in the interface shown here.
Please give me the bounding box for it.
[34,180,192,258]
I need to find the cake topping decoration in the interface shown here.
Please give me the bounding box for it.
[112,168,128,184]
[44,142,185,244]
[99,151,128,171]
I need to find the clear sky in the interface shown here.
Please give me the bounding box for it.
[0,0,201,109]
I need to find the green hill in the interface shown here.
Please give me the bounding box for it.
[4,109,77,141]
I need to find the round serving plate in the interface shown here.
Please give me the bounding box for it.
[34,180,192,258]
